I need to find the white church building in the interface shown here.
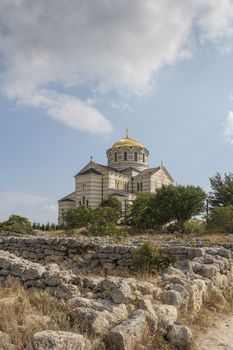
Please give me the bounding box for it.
[58,131,174,224]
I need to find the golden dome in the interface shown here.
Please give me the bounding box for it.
[112,130,144,148]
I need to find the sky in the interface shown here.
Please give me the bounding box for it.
[0,0,233,224]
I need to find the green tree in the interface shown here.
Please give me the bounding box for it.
[208,205,233,233]
[50,223,56,230]
[148,185,206,230]
[89,207,117,235]
[129,193,154,229]
[65,206,91,229]
[100,196,122,222]
[209,172,233,207]
[32,222,37,229]
[0,215,32,235]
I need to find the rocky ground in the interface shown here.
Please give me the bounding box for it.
[196,314,233,350]
[0,235,232,349]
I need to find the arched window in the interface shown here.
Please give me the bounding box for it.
[114,152,117,162]
[134,152,138,161]
[137,183,140,191]
[143,153,145,163]
[124,151,127,161]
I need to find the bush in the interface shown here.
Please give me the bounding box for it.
[183,219,207,234]
[89,207,117,236]
[208,205,233,233]
[0,215,32,235]
[131,242,173,275]
[100,197,122,222]
[64,206,91,229]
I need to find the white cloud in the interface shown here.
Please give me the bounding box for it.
[43,204,57,213]
[0,192,57,223]
[0,0,233,132]
[19,90,112,134]
[223,111,233,145]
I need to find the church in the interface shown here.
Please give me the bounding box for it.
[58,131,174,225]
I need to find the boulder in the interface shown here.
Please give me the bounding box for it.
[53,283,80,300]
[105,309,147,350]
[22,265,45,281]
[199,265,218,278]
[31,330,87,350]
[72,307,110,336]
[153,304,178,329]
[160,290,183,308]
[95,278,135,304]
[187,279,207,314]
[111,281,135,304]
[167,325,193,349]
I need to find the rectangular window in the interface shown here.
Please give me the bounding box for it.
[137,183,140,191]
[86,200,89,207]
[82,196,85,205]
[140,182,143,191]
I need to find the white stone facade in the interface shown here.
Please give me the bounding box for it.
[58,133,174,225]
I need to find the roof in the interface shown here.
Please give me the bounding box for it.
[120,167,141,174]
[108,192,127,198]
[78,168,102,176]
[134,167,160,177]
[134,165,174,182]
[111,130,144,149]
[95,163,119,173]
[58,192,76,203]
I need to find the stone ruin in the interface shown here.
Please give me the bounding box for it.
[0,236,232,349]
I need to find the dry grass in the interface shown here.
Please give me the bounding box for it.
[0,279,83,349]
[32,227,233,246]
[177,285,233,350]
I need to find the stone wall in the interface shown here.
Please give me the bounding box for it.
[1,241,233,349]
[0,236,233,274]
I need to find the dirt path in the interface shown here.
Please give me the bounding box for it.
[196,314,233,350]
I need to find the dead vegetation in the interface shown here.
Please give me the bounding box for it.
[0,279,83,349]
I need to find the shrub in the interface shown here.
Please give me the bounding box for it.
[208,205,233,233]
[0,215,32,235]
[131,242,173,275]
[89,207,117,236]
[183,219,207,234]
[100,196,122,222]
[64,206,91,229]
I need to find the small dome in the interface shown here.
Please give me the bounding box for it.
[112,130,144,148]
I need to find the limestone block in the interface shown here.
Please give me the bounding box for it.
[105,309,147,350]
[22,265,45,281]
[32,330,87,350]
[73,307,110,336]
[83,276,104,289]
[167,325,193,349]
[199,264,218,278]
[212,272,229,289]
[54,283,80,300]
[153,304,178,329]
[111,280,135,304]
[218,248,231,259]
[161,290,183,308]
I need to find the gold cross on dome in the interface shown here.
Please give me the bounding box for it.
[125,128,129,138]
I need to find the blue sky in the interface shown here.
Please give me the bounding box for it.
[0,1,233,223]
